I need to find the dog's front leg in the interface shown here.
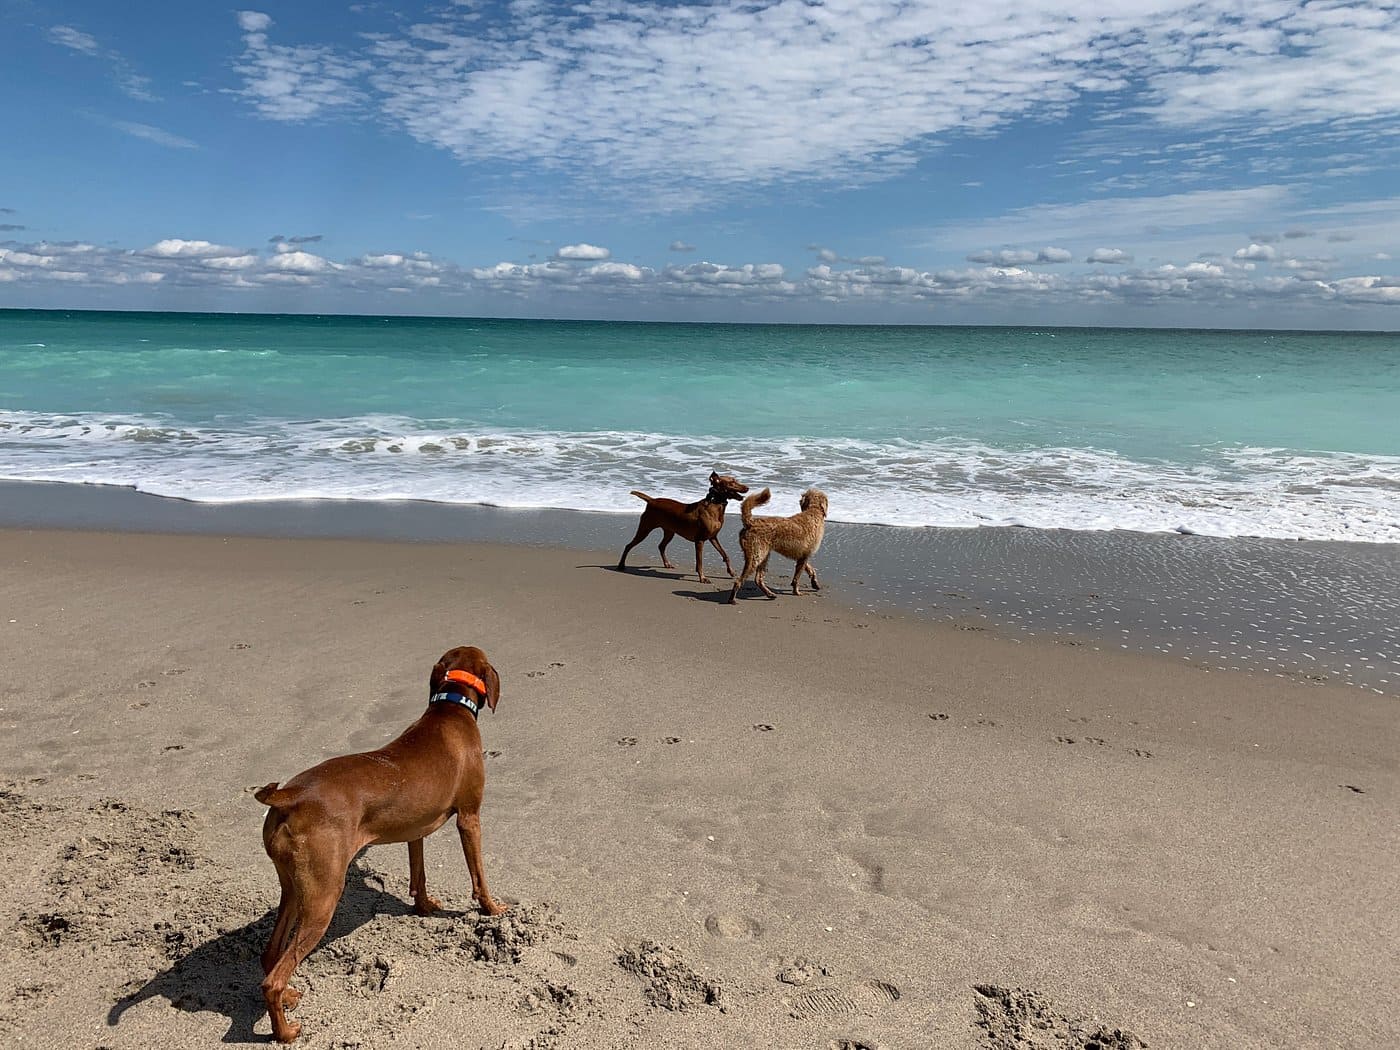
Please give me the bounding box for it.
[710,536,736,577]
[456,812,507,916]
[408,838,442,916]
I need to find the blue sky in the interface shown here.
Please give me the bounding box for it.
[2,0,1398,326]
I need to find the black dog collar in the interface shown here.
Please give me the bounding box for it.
[430,689,483,719]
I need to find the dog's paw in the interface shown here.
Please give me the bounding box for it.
[413,896,444,917]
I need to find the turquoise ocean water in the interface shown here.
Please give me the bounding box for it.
[1,310,1397,542]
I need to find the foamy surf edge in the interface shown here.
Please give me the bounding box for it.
[1,411,1397,544]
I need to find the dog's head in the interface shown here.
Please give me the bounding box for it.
[708,471,749,501]
[429,646,501,712]
[799,488,829,518]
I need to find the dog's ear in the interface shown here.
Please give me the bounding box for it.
[428,656,448,697]
[709,470,720,485]
[485,663,501,713]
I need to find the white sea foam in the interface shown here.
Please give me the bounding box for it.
[0,411,1397,542]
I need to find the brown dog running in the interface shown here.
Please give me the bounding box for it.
[618,471,749,582]
[727,487,829,603]
[253,646,505,1043]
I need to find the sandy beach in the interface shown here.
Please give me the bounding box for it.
[2,523,1396,1049]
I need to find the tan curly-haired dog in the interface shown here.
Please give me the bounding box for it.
[727,487,828,603]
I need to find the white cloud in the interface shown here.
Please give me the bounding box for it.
[109,120,199,150]
[145,239,247,258]
[201,255,259,270]
[586,262,644,280]
[266,250,337,274]
[5,233,1400,320]
[233,12,367,121]
[237,11,273,33]
[928,187,1292,249]
[669,240,695,252]
[1087,248,1133,265]
[967,247,1073,265]
[227,2,1400,207]
[554,243,611,261]
[48,26,99,54]
[1234,243,1277,261]
[49,25,156,101]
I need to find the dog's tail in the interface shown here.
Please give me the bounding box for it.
[740,487,771,525]
[630,490,656,505]
[253,782,289,808]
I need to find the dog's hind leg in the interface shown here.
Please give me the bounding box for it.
[805,561,822,591]
[618,519,655,570]
[657,530,678,570]
[710,536,736,577]
[727,551,755,603]
[694,540,710,583]
[408,838,442,916]
[261,849,346,1043]
[261,865,300,978]
[757,555,779,599]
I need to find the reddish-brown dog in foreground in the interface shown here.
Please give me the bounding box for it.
[728,487,829,603]
[618,470,749,582]
[253,646,505,1043]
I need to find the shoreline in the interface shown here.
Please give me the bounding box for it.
[1,525,1396,1048]
[4,479,1398,695]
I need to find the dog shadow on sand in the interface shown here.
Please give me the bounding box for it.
[106,858,420,1044]
[584,562,745,601]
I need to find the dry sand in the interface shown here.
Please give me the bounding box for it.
[1,528,1396,1049]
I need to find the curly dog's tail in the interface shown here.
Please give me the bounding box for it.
[740,487,771,525]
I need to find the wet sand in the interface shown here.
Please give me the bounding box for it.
[1,524,1396,1049]
[3,480,1398,693]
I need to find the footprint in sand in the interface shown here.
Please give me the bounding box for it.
[483,749,502,759]
[163,744,185,752]
[527,662,567,678]
[1056,736,1076,744]
[128,701,149,710]
[1125,748,1153,759]
[785,980,901,1020]
[975,718,998,727]
[704,913,762,941]
[752,723,775,732]
[928,713,949,722]
[617,737,638,747]
[136,680,157,690]
[230,642,252,650]
[161,668,188,677]
[1343,784,1365,794]
[662,737,682,745]
[1085,737,1107,746]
